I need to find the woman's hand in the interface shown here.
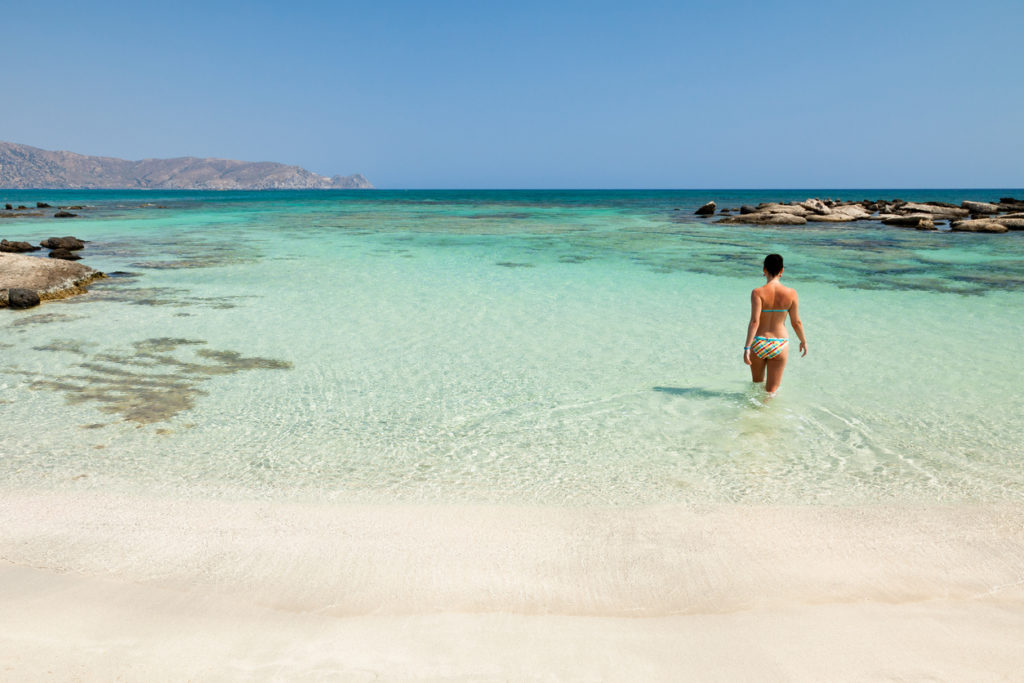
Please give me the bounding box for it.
[743,348,752,365]
[799,341,808,357]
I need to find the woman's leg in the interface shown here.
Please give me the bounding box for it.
[765,345,790,394]
[749,352,766,384]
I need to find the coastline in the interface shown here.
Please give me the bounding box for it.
[2,491,1022,680]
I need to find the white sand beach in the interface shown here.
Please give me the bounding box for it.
[2,492,1022,680]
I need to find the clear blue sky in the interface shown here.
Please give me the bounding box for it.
[3,0,1022,188]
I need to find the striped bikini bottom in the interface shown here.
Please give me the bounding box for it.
[750,336,788,360]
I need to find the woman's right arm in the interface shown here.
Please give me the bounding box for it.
[790,292,808,356]
[743,291,760,365]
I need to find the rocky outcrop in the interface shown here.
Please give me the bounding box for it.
[53,210,77,218]
[0,251,105,306]
[0,141,373,190]
[694,201,716,216]
[950,220,1009,233]
[700,195,1022,235]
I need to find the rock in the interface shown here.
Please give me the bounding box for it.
[4,204,11,210]
[897,202,969,218]
[53,211,78,218]
[993,218,1024,230]
[719,208,732,213]
[0,252,104,303]
[758,203,810,217]
[694,201,716,216]
[36,202,51,208]
[830,204,873,219]
[7,288,41,309]
[0,239,40,252]
[717,213,807,225]
[40,236,85,250]
[739,205,758,214]
[961,201,999,214]
[804,213,856,222]
[798,199,832,215]
[48,248,82,260]
[882,216,935,229]
[17,205,27,210]
[949,220,1008,233]
[999,197,1020,204]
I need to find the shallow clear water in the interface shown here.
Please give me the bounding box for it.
[2,189,1023,504]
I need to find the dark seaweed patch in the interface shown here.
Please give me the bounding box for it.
[66,282,243,309]
[27,337,293,424]
[11,313,85,327]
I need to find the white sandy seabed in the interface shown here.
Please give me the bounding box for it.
[1,492,1023,681]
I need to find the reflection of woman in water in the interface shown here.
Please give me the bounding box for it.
[743,254,807,396]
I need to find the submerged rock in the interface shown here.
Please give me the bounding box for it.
[53,210,78,218]
[694,201,716,216]
[49,248,82,260]
[36,202,51,208]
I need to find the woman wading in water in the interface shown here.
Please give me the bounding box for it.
[743,254,807,396]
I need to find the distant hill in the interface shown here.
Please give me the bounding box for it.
[0,141,372,190]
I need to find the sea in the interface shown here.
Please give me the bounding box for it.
[2,189,1023,506]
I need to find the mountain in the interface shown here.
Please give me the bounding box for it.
[0,141,372,190]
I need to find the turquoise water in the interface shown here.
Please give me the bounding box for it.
[1,190,1023,504]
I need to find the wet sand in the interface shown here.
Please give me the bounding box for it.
[2,492,1022,680]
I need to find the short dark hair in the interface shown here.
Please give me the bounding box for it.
[764,253,784,276]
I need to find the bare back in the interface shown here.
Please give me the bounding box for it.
[751,281,799,339]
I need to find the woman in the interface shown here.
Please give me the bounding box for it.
[743,254,807,396]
